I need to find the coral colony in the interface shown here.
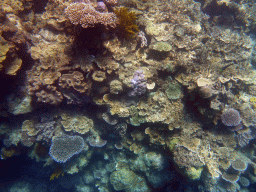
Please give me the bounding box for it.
[1,0,256,191]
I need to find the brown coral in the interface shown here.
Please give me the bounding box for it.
[60,111,93,134]
[35,85,63,105]
[59,71,89,93]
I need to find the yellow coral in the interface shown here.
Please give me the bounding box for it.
[114,7,139,39]
[250,97,256,109]
[50,166,64,180]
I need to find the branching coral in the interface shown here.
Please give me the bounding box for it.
[65,2,117,29]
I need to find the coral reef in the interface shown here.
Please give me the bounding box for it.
[1,0,256,191]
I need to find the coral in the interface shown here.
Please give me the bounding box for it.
[110,80,123,94]
[114,7,139,39]
[239,103,256,127]
[0,35,9,66]
[239,176,250,187]
[1,146,20,159]
[184,167,203,180]
[144,152,164,170]
[49,135,85,163]
[236,128,255,147]
[30,39,72,70]
[134,91,184,125]
[91,70,106,82]
[7,94,33,115]
[110,168,150,192]
[5,56,22,76]
[115,142,123,150]
[60,111,93,134]
[145,127,165,145]
[151,42,172,52]
[173,146,204,168]
[102,112,118,125]
[59,71,89,93]
[35,85,63,105]
[103,0,118,6]
[221,108,241,127]
[65,2,117,29]
[128,70,147,97]
[89,137,107,147]
[199,86,213,99]
[164,79,183,100]
[27,75,63,105]
[21,116,62,147]
[114,122,127,137]
[231,159,248,171]
[222,172,240,183]
[137,31,147,48]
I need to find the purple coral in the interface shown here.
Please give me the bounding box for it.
[96,1,106,12]
[49,135,85,163]
[128,70,147,97]
[221,108,241,127]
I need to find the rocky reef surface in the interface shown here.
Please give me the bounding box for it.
[1,0,256,191]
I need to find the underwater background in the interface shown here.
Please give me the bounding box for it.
[1,0,256,191]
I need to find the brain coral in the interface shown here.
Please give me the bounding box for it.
[49,135,85,163]
[221,108,241,127]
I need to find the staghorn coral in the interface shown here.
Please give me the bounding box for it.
[49,135,85,163]
[65,2,117,29]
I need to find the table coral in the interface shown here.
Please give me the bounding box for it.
[49,135,85,163]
